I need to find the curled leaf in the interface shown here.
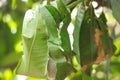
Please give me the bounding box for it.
[15,6,49,78]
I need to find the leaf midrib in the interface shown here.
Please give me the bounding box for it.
[27,10,38,72]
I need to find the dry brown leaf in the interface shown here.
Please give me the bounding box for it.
[82,28,112,72]
[94,28,104,64]
[94,28,112,64]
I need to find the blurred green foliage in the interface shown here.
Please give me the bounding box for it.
[0,0,120,80]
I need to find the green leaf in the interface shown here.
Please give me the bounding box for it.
[48,42,66,62]
[110,0,120,24]
[73,2,85,62]
[40,6,65,62]
[56,62,75,80]
[40,6,60,43]
[57,0,72,57]
[98,13,116,57]
[45,5,61,26]
[79,5,97,69]
[22,10,36,38]
[15,6,49,78]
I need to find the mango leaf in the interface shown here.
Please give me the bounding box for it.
[22,10,36,38]
[40,6,65,62]
[48,42,66,62]
[57,0,72,57]
[40,6,60,43]
[110,0,120,24]
[73,2,85,62]
[79,5,97,72]
[45,5,61,26]
[56,62,75,80]
[79,7,116,74]
[97,13,116,60]
[15,6,49,78]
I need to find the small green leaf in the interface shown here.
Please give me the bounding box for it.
[110,0,120,24]
[73,2,85,62]
[48,42,66,62]
[57,0,72,57]
[45,5,61,26]
[57,0,69,19]
[40,7,59,41]
[15,6,49,78]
